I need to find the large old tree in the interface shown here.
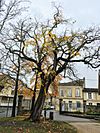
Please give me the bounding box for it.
[1,8,100,121]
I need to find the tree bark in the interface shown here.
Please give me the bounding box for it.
[30,73,56,122]
[12,56,20,117]
[31,73,38,111]
[30,85,46,122]
[11,70,19,117]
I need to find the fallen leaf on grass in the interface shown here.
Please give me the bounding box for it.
[48,131,51,133]
[26,128,30,133]
[17,127,23,133]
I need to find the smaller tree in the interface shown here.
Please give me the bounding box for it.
[0,0,29,117]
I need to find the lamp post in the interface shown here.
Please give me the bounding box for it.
[98,70,100,95]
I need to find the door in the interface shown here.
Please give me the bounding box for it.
[68,101,72,111]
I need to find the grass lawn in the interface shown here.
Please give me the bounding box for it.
[0,116,77,133]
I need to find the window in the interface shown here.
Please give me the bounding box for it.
[0,85,4,91]
[75,88,80,97]
[1,96,8,103]
[60,89,64,97]
[69,101,72,108]
[97,103,100,107]
[89,103,92,106]
[67,88,72,97]
[88,92,92,99]
[76,101,81,108]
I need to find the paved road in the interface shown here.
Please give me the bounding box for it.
[53,111,91,122]
[70,122,100,133]
[53,111,100,133]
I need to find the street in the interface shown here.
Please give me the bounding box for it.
[53,111,100,133]
[70,122,100,133]
[54,111,91,122]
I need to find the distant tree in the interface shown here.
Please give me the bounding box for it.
[0,0,28,117]
[0,0,26,33]
[1,7,100,121]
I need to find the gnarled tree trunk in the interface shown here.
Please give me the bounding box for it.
[31,74,38,111]
[30,73,55,122]
[30,86,46,122]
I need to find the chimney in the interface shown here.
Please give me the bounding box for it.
[98,70,100,95]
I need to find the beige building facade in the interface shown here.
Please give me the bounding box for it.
[54,79,100,113]
[83,88,100,106]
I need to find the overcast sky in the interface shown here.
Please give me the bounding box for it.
[28,0,100,88]
[29,0,100,27]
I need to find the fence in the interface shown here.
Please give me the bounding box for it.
[60,101,83,113]
[60,100,100,114]
[0,95,32,117]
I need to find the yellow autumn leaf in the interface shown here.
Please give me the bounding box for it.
[44,88,47,95]
[63,36,71,41]
[25,39,36,46]
[48,31,57,39]
[71,51,81,57]
[38,72,42,75]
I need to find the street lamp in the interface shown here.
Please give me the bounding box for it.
[98,70,100,95]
